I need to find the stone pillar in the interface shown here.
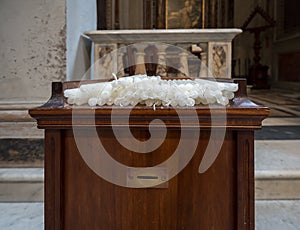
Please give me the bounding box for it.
[199,43,208,78]
[116,44,126,77]
[178,51,189,77]
[156,45,167,77]
[134,44,147,75]
[200,52,208,78]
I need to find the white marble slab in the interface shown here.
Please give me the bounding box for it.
[255,140,300,171]
[256,200,300,230]
[262,117,300,126]
[84,29,242,43]
[0,168,44,182]
[0,203,44,230]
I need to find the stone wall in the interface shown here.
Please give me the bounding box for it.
[0,0,97,166]
[0,0,67,166]
[0,0,66,103]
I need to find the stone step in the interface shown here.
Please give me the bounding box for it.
[0,200,300,229]
[262,117,300,127]
[0,168,43,202]
[255,140,300,171]
[0,169,299,201]
[0,139,299,202]
[255,170,300,200]
[255,140,300,200]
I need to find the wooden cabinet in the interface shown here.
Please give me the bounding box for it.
[29,79,269,230]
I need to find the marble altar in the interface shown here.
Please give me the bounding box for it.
[84,29,242,79]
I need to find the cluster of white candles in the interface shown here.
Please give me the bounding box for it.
[64,75,238,107]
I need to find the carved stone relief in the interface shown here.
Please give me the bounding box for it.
[208,42,231,78]
[94,44,118,79]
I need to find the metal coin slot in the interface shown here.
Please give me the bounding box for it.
[137,175,159,180]
[127,167,168,188]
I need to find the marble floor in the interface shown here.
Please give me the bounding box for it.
[0,203,43,230]
[248,87,300,118]
[0,201,300,230]
[256,200,300,230]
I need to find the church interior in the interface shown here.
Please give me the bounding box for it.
[0,0,299,229]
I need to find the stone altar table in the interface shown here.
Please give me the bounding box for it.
[84,29,242,79]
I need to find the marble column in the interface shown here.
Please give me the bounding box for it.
[199,52,208,78]
[116,44,126,77]
[178,51,189,78]
[199,43,208,78]
[134,44,147,75]
[155,45,167,77]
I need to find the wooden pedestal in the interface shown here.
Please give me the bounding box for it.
[29,79,269,230]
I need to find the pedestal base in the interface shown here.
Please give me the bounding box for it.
[249,64,270,89]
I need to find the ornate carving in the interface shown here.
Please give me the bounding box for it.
[208,43,230,78]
